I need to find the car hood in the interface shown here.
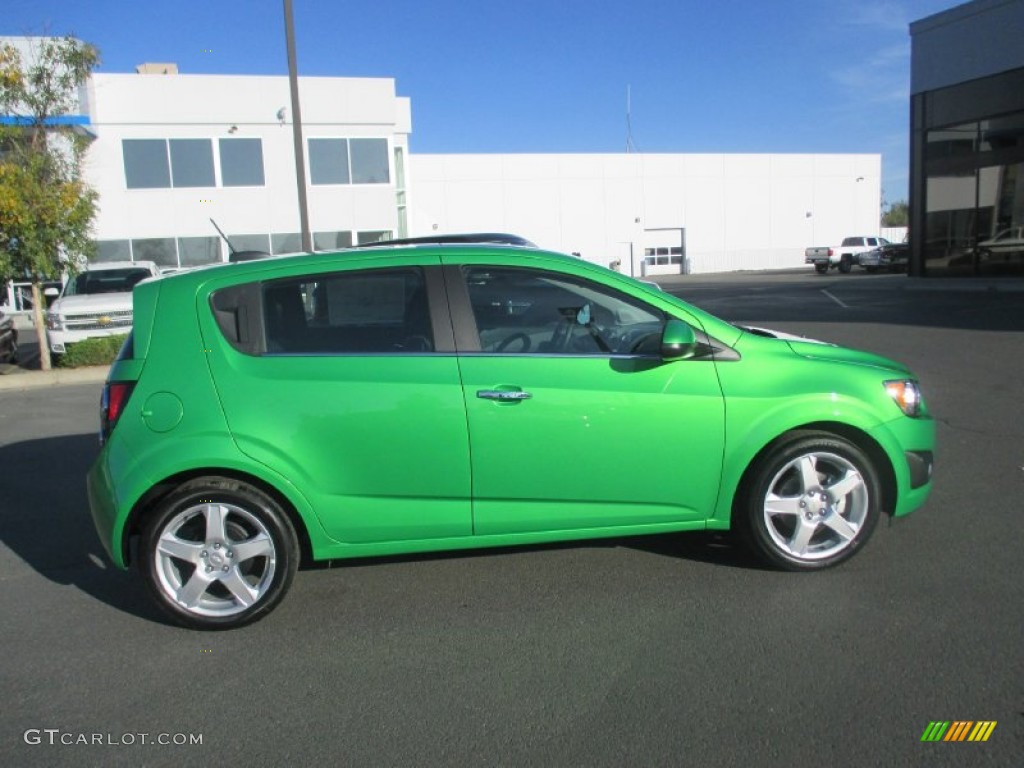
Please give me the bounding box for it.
[51,293,133,314]
[786,338,911,375]
[739,325,912,375]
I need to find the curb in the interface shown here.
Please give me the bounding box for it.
[0,365,109,391]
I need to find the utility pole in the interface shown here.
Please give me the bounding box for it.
[284,0,313,252]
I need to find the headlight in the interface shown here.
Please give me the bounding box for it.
[885,379,922,417]
[45,312,64,331]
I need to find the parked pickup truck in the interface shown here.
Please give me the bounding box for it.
[805,236,890,274]
[857,241,909,272]
[45,261,160,355]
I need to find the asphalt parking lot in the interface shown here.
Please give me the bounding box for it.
[1,270,1022,767]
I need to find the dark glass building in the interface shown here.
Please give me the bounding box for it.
[909,0,1024,276]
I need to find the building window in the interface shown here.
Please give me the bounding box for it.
[94,240,132,263]
[357,230,393,245]
[131,238,178,268]
[271,233,302,255]
[308,138,390,185]
[644,247,683,266]
[314,231,353,251]
[169,139,215,187]
[308,138,350,185]
[394,146,407,237]
[228,234,272,254]
[123,139,171,189]
[350,138,390,183]
[219,138,265,186]
[178,236,222,267]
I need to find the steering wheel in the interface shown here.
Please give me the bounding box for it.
[495,332,531,353]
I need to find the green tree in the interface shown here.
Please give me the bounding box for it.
[0,36,99,370]
[882,200,909,227]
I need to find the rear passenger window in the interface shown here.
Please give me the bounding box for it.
[263,268,434,354]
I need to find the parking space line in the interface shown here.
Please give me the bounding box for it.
[821,289,850,308]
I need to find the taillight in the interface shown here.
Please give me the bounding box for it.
[100,381,136,444]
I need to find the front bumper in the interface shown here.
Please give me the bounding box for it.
[872,415,935,517]
[48,325,130,354]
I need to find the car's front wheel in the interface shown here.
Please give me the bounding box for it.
[141,477,298,630]
[736,432,881,570]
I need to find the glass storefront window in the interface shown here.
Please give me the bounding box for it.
[271,233,302,254]
[923,111,1024,276]
[94,240,132,263]
[178,237,222,267]
[313,231,353,251]
[132,238,178,268]
[228,234,271,254]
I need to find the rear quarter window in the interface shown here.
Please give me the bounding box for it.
[210,267,435,356]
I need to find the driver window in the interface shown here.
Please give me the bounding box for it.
[462,267,665,355]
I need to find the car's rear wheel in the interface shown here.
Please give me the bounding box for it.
[814,263,828,274]
[141,477,298,630]
[838,255,853,273]
[736,432,881,570]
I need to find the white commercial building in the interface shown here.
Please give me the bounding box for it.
[409,152,882,276]
[84,70,411,267]
[2,41,884,286]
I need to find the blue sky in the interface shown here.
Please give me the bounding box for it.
[6,0,960,203]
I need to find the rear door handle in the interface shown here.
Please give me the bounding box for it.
[476,389,532,401]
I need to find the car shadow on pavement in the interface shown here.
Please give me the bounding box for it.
[619,530,768,569]
[0,433,167,625]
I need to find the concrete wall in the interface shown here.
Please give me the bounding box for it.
[409,153,882,275]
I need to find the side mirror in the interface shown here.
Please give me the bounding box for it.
[661,318,696,361]
[44,287,60,298]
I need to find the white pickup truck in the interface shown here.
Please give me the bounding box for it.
[805,236,890,274]
[45,261,160,355]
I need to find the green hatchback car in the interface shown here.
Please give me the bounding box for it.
[88,239,934,630]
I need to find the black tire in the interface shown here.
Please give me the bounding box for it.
[838,255,853,274]
[141,477,298,630]
[735,431,881,571]
[814,263,828,274]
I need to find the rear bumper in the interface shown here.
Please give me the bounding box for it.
[87,452,126,568]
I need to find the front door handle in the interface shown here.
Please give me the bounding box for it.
[476,389,532,401]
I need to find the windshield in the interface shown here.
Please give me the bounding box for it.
[64,268,151,296]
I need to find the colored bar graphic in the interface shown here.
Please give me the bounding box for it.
[945,721,972,741]
[968,721,997,742]
[921,720,996,742]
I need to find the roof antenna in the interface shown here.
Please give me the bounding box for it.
[626,85,637,153]
[210,218,271,262]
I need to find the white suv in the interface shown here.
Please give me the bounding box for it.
[46,261,160,355]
